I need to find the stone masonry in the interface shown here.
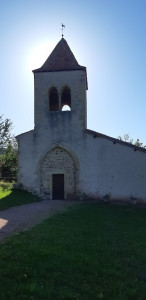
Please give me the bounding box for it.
[40,147,76,199]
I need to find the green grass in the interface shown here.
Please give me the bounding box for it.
[0,181,41,210]
[1,203,146,299]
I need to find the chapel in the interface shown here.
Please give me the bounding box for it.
[16,38,146,201]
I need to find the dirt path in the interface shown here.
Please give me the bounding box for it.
[0,200,76,243]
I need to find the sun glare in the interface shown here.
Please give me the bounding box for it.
[0,218,8,229]
[62,105,71,111]
[27,41,55,71]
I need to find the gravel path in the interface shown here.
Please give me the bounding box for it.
[0,200,76,243]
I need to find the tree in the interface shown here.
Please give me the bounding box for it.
[0,142,17,178]
[117,133,146,148]
[0,115,18,179]
[0,115,13,147]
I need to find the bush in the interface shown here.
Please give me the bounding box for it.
[0,180,14,191]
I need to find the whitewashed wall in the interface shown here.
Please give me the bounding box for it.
[17,69,146,202]
[17,128,146,201]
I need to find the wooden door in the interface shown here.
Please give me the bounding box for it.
[52,174,64,200]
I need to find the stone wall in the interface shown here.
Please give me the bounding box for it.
[40,147,76,199]
[16,67,146,202]
[17,128,146,202]
[34,70,87,136]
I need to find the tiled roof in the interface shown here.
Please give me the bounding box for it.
[86,129,146,153]
[33,38,86,73]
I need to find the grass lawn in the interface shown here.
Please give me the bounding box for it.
[0,181,41,210]
[0,203,146,299]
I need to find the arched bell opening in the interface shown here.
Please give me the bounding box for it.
[61,86,71,111]
[49,87,59,111]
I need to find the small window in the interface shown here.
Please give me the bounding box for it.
[61,87,71,111]
[49,87,59,111]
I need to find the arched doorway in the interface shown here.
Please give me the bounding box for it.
[40,147,76,199]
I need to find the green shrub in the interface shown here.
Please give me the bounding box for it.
[0,180,14,191]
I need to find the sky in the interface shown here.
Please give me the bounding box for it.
[0,0,146,144]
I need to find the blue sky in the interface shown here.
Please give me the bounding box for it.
[0,0,146,144]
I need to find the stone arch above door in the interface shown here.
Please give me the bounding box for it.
[40,147,76,199]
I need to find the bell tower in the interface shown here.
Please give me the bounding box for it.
[33,38,88,139]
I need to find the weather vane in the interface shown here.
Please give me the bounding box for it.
[61,24,65,37]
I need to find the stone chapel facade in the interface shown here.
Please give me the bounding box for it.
[16,38,146,201]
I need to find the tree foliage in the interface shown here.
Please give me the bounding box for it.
[117,133,146,148]
[0,142,18,178]
[0,115,18,179]
[0,115,13,148]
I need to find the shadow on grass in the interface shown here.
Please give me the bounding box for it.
[0,189,43,242]
[0,191,75,243]
[0,189,41,211]
[1,203,146,299]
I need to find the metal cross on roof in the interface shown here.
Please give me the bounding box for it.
[61,24,65,37]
